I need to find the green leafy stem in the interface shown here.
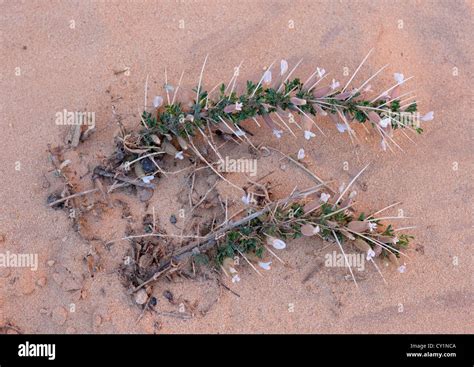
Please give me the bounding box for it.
[140,77,424,147]
[209,198,412,280]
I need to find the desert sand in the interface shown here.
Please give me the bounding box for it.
[0,0,472,333]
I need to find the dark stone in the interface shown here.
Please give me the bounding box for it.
[141,157,154,173]
[169,215,177,224]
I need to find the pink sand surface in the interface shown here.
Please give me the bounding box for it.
[0,0,472,333]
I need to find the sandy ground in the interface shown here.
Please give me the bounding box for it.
[0,0,472,333]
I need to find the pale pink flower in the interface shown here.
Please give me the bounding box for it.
[280,59,288,76]
[297,148,305,160]
[421,111,434,121]
[304,130,316,140]
[267,237,286,250]
[241,193,252,205]
[141,175,155,184]
[258,261,272,270]
[394,73,404,84]
[380,117,391,128]
[397,264,406,273]
[317,67,326,78]
[231,274,241,283]
[366,249,376,261]
[368,222,377,232]
[320,192,331,203]
[153,96,163,108]
[336,123,348,133]
[263,70,272,84]
[273,129,283,139]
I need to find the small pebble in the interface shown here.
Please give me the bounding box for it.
[138,187,154,202]
[51,306,68,325]
[93,314,102,327]
[18,273,36,295]
[47,260,55,267]
[134,289,148,305]
[149,296,157,307]
[36,277,47,288]
[170,215,177,224]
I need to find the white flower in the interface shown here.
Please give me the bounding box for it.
[234,129,246,137]
[330,79,340,90]
[366,249,376,261]
[349,191,357,199]
[235,102,243,111]
[397,264,406,273]
[380,117,391,128]
[314,225,320,234]
[381,139,387,151]
[258,261,272,270]
[273,129,283,139]
[280,59,288,76]
[304,130,316,140]
[174,151,184,160]
[153,96,163,108]
[393,237,399,244]
[336,123,347,133]
[394,73,404,84]
[320,192,331,203]
[241,193,252,205]
[317,67,326,78]
[164,84,174,92]
[421,111,434,121]
[141,175,155,184]
[297,148,305,160]
[368,222,377,232]
[263,70,272,84]
[267,237,286,250]
[231,274,241,283]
